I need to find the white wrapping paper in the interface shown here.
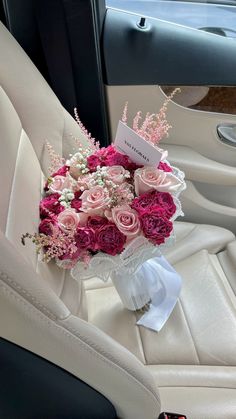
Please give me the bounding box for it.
[111,255,182,332]
[69,242,182,332]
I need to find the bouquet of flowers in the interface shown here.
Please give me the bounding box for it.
[23,89,186,331]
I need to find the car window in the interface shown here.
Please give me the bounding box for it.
[106,0,236,39]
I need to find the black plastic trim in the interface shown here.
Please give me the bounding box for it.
[103,9,236,86]
[0,338,117,419]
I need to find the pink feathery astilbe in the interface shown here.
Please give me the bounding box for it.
[21,225,78,264]
[123,88,180,146]
[74,108,100,152]
[45,141,66,175]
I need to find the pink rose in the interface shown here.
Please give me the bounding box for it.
[104,209,113,221]
[40,193,64,218]
[75,227,96,250]
[131,191,176,219]
[96,223,126,256]
[39,217,57,236]
[80,186,111,215]
[87,216,108,230]
[111,205,140,238]
[44,166,69,191]
[58,209,80,232]
[134,167,183,195]
[69,166,80,180]
[71,191,82,212]
[158,161,172,173]
[106,165,128,184]
[140,209,173,245]
[49,174,74,193]
[76,175,93,191]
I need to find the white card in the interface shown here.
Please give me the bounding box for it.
[114,121,162,167]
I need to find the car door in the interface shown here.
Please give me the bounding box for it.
[102,2,236,233]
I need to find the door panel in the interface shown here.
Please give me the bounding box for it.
[162,86,236,115]
[103,9,236,85]
[106,85,236,232]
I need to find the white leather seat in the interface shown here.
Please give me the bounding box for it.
[0,21,236,419]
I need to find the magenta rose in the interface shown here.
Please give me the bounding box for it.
[87,154,102,172]
[75,227,96,250]
[131,192,154,214]
[157,192,176,219]
[99,145,116,159]
[131,191,176,219]
[105,151,130,168]
[39,217,57,236]
[52,165,69,177]
[96,223,126,256]
[39,193,64,219]
[58,248,81,262]
[71,191,82,212]
[158,162,172,173]
[140,209,173,245]
[87,216,108,230]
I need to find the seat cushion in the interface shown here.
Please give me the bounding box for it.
[86,223,236,418]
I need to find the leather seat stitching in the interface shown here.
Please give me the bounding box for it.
[134,314,147,365]
[4,128,23,235]
[0,275,58,320]
[178,298,201,365]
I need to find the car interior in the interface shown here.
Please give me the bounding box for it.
[0,1,236,418]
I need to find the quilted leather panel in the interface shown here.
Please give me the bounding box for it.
[86,286,146,363]
[146,364,236,389]
[87,250,236,366]
[140,251,236,366]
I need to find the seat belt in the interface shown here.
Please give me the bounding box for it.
[35,0,77,113]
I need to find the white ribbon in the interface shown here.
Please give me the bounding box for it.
[111,255,182,332]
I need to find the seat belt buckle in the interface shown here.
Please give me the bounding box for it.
[159,413,187,419]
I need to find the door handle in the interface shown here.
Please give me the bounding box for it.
[217,123,236,146]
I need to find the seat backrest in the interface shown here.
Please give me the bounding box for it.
[0,20,87,174]
[0,22,161,418]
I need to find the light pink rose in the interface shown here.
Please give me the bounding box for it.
[104,209,113,221]
[77,212,89,226]
[111,205,140,238]
[106,165,128,184]
[80,186,111,215]
[76,175,92,191]
[69,165,80,180]
[134,167,183,196]
[49,174,74,193]
[58,208,80,232]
